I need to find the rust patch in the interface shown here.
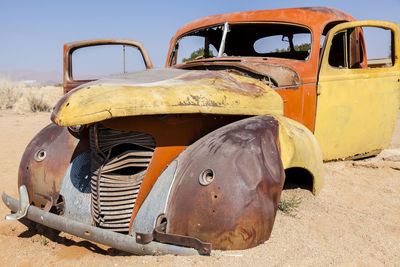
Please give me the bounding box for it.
[18,124,89,208]
[175,94,223,107]
[178,70,265,97]
[175,61,301,88]
[298,7,352,18]
[165,115,285,250]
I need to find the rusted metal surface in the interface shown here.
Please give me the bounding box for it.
[175,70,267,97]
[176,60,301,88]
[51,68,283,127]
[18,123,88,208]
[136,221,212,255]
[6,6,398,256]
[100,114,246,231]
[2,192,201,256]
[168,7,354,63]
[165,115,285,250]
[167,8,356,132]
[63,39,154,93]
[298,7,352,17]
[89,124,155,232]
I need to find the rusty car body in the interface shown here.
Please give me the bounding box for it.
[3,7,400,255]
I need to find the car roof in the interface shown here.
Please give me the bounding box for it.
[171,7,354,40]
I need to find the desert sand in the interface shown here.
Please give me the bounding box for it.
[0,110,399,266]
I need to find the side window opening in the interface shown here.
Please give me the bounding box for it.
[329,31,347,68]
[320,21,347,60]
[363,27,393,68]
[328,26,394,69]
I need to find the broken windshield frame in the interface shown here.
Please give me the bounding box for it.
[169,22,313,65]
[169,23,225,65]
[218,22,230,57]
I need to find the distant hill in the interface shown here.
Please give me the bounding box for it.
[0,69,62,85]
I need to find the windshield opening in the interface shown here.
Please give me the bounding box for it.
[171,23,312,65]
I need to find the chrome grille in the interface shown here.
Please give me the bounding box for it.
[89,124,155,233]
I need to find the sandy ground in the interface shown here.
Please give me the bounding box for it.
[0,111,399,267]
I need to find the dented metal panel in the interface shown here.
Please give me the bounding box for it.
[18,124,88,208]
[51,69,283,127]
[273,115,324,194]
[176,61,302,88]
[164,116,285,250]
[9,6,394,255]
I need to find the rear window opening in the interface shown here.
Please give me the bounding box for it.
[171,23,312,65]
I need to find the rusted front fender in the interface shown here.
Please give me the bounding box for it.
[165,116,285,250]
[133,115,323,251]
[18,123,88,208]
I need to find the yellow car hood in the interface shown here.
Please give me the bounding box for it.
[52,68,283,126]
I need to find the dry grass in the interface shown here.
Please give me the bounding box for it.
[278,196,302,217]
[0,78,62,113]
[28,95,52,112]
[0,79,23,109]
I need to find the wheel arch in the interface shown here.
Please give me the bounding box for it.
[273,115,324,195]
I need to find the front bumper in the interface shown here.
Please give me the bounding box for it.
[1,187,200,256]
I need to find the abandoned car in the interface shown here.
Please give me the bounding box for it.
[3,7,400,255]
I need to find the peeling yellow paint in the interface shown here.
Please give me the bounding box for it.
[52,71,283,127]
[315,21,400,161]
[274,115,324,195]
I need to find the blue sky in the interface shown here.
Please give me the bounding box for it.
[0,0,399,71]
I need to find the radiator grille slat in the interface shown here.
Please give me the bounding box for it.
[90,182,141,191]
[94,189,140,196]
[89,124,155,233]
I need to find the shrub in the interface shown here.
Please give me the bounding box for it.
[28,95,52,112]
[0,78,23,109]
